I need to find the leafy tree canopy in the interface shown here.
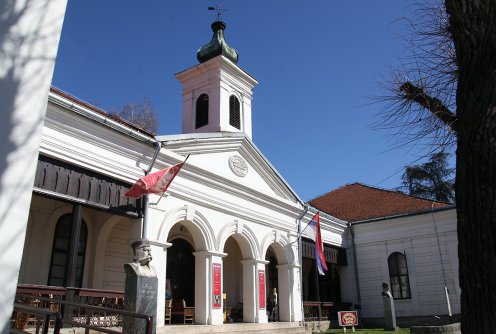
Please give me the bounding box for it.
[401,152,454,203]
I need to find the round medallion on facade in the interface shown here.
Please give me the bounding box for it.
[229,155,248,177]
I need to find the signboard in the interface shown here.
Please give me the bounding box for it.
[213,263,221,308]
[338,310,359,327]
[258,270,265,309]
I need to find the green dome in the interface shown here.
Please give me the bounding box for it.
[197,21,238,64]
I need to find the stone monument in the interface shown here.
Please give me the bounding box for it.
[381,282,397,331]
[123,239,157,334]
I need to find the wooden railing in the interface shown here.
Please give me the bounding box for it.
[11,303,62,334]
[12,284,127,331]
[303,301,336,322]
[14,295,152,334]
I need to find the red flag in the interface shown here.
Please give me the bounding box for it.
[124,160,186,199]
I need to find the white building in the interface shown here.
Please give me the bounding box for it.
[309,183,459,326]
[18,20,349,329]
[13,19,459,331]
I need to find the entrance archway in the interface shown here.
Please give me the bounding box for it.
[263,241,292,322]
[265,246,278,321]
[265,247,278,293]
[222,236,243,322]
[166,238,195,307]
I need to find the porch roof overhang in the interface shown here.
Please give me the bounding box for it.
[33,155,142,217]
[301,238,347,266]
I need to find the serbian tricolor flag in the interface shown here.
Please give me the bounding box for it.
[309,212,328,275]
[124,157,187,199]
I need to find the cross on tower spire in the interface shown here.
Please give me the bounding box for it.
[208,3,226,21]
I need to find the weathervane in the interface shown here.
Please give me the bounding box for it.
[208,3,226,21]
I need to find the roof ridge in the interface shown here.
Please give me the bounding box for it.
[307,181,362,202]
[310,181,451,205]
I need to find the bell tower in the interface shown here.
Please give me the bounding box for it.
[176,21,258,139]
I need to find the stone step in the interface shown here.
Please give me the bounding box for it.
[156,322,311,334]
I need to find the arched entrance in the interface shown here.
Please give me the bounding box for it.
[222,236,243,322]
[265,246,278,321]
[166,238,195,307]
[263,241,294,322]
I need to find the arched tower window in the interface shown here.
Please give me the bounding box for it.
[229,95,241,130]
[48,214,88,287]
[195,94,209,129]
[388,252,411,299]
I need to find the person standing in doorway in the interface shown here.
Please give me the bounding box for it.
[267,287,278,322]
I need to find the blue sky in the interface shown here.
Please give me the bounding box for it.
[52,0,451,201]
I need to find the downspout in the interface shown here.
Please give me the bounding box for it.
[348,222,362,308]
[297,205,309,326]
[141,140,162,239]
[431,202,452,322]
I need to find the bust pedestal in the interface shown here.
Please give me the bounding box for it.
[122,263,158,334]
[382,291,397,331]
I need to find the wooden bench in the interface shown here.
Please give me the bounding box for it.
[171,299,194,324]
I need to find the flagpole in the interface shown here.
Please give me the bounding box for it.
[297,205,308,326]
[299,216,313,238]
[141,141,162,239]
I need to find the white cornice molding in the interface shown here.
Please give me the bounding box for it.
[43,92,307,232]
[351,209,457,245]
[42,104,156,183]
[176,55,258,89]
[164,181,301,231]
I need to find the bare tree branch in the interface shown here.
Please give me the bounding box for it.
[400,81,457,133]
[110,97,159,134]
[372,0,458,156]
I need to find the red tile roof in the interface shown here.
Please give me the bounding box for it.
[308,183,452,222]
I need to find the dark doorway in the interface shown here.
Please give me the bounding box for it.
[318,264,341,303]
[166,238,195,306]
[48,213,87,287]
[303,258,341,303]
[265,248,278,293]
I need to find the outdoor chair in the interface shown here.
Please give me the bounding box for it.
[164,299,172,325]
[171,299,194,324]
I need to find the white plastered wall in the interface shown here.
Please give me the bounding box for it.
[351,209,459,319]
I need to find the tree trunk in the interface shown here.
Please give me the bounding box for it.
[445,0,496,332]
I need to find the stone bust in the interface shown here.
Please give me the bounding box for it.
[382,282,392,298]
[124,239,157,277]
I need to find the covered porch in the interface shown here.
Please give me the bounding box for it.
[12,155,142,331]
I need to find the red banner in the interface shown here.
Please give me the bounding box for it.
[213,263,221,308]
[258,270,265,309]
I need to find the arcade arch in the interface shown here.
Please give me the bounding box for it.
[264,241,293,322]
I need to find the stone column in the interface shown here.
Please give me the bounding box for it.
[277,263,301,322]
[241,259,269,323]
[149,240,172,327]
[193,250,227,325]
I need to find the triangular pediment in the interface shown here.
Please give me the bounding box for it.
[156,133,301,204]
